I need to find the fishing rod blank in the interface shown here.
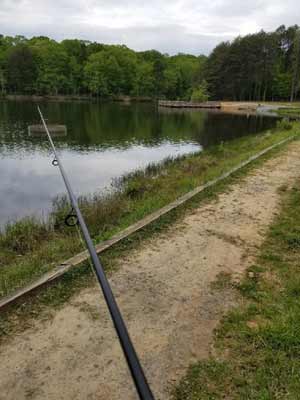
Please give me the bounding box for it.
[37,106,154,400]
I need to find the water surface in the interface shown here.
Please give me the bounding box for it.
[0,101,277,226]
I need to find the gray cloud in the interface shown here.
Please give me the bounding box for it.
[0,0,299,54]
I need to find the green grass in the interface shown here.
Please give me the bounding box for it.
[276,107,300,117]
[174,180,300,399]
[1,122,300,301]
[261,102,300,107]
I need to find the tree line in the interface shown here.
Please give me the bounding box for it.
[0,24,300,101]
[207,25,300,102]
[0,35,206,100]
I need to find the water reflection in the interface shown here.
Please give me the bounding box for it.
[0,101,277,225]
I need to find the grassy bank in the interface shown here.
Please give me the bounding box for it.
[174,180,300,398]
[276,107,300,118]
[1,122,300,301]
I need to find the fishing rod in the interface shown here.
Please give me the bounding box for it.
[37,106,155,400]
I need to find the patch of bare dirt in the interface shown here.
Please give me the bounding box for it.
[1,142,300,400]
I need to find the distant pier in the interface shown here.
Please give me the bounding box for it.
[158,100,221,109]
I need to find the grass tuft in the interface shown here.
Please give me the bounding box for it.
[0,217,51,256]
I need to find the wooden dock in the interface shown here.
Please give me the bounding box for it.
[28,124,67,136]
[158,100,221,109]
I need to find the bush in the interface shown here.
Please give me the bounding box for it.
[190,80,209,102]
[0,218,51,255]
[276,118,292,131]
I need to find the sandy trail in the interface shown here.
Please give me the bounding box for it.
[1,142,300,400]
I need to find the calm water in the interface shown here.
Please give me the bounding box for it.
[0,101,277,226]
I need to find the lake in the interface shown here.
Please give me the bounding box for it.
[0,101,277,226]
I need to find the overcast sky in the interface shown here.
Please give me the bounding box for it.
[0,0,299,55]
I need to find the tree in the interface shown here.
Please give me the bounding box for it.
[30,38,69,94]
[163,61,181,99]
[191,81,209,102]
[7,44,37,93]
[133,61,155,96]
[206,42,231,100]
[290,28,300,101]
[67,56,83,94]
[84,51,122,97]
[139,50,167,97]
[61,39,87,94]
[169,53,206,99]
[273,71,291,100]
[107,45,138,94]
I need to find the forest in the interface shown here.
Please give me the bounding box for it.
[0,24,299,101]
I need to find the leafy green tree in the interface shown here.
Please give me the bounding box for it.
[86,42,106,57]
[84,51,122,97]
[163,62,181,99]
[191,81,209,102]
[30,37,69,94]
[61,39,87,94]
[7,44,37,93]
[206,42,231,100]
[169,53,205,99]
[61,39,87,63]
[108,45,138,94]
[139,50,167,97]
[133,61,155,96]
[273,71,291,100]
[67,56,83,94]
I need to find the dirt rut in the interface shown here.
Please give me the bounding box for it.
[1,142,300,400]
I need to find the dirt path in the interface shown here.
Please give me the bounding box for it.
[1,142,300,400]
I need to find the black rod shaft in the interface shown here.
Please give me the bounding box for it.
[38,106,154,400]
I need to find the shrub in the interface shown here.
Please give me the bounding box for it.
[276,118,292,130]
[191,80,209,102]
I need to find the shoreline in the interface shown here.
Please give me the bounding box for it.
[2,95,300,109]
[1,121,299,304]
[1,132,295,310]
[0,94,154,103]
